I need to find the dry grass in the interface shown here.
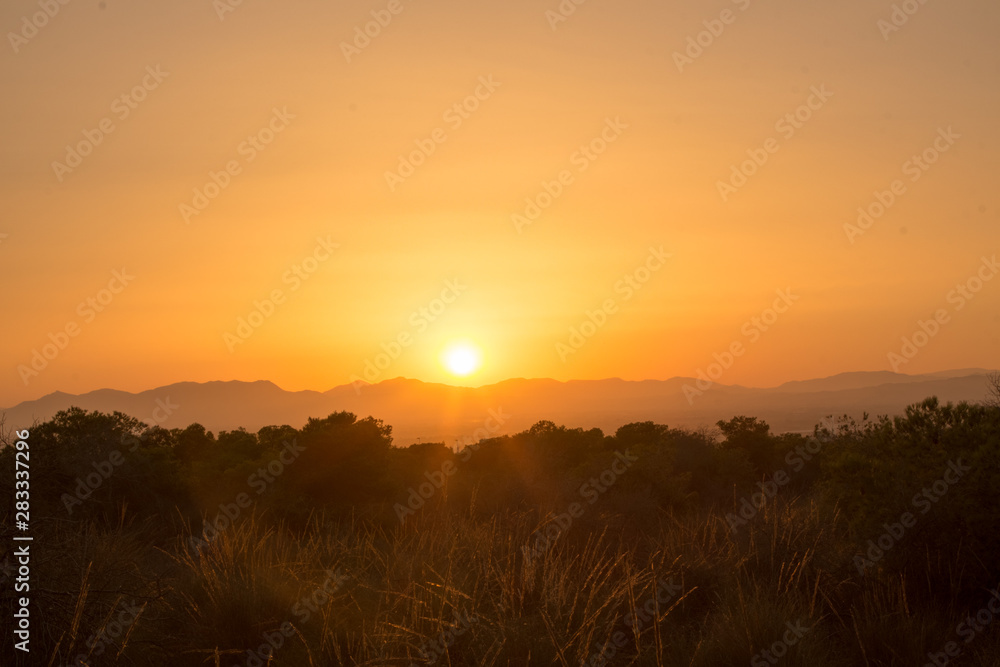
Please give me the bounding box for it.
[17,495,994,666]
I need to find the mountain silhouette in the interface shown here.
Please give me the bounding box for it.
[3,370,994,445]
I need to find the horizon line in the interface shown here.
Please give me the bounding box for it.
[5,366,997,409]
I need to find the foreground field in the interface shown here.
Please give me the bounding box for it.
[2,398,999,665]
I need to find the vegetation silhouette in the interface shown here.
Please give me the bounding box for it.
[1,395,999,665]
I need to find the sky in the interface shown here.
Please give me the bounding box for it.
[1,0,998,407]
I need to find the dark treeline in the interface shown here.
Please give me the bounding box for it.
[1,396,999,665]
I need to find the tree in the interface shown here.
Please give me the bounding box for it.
[14,408,189,524]
[716,416,775,473]
[986,371,1000,408]
[173,423,215,464]
[287,412,395,511]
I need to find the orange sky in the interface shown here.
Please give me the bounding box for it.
[2,0,998,407]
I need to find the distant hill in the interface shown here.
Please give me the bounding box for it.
[2,371,995,445]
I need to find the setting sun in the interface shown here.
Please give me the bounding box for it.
[442,342,483,377]
[3,0,999,663]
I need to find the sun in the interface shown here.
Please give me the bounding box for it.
[441,341,483,377]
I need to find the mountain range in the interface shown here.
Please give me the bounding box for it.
[2,369,995,446]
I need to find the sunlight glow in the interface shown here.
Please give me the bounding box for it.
[442,342,482,377]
